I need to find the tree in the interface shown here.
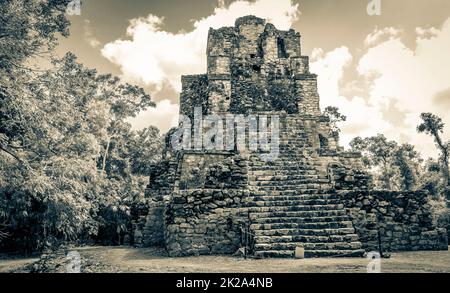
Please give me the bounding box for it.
[0,0,71,72]
[1,0,72,158]
[0,52,159,251]
[0,0,164,252]
[0,0,77,252]
[350,134,398,190]
[323,106,347,138]
[417,113,450,191]
[393,144,422,191]
[419,158,444,200]
[128,127,163,175]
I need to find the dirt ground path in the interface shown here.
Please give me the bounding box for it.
[76,246,450,273]
[2,246,449,273]
[0,258,39,273]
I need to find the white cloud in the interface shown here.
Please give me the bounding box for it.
[311,18,450,159]
[415,26,440,40]
[310,46,352,110]
[364,27,403,47]
[357,17,450,158]
[310,47,392,150]
[127,99,179,133]
[101,0,299,92]
[310,48,324,62]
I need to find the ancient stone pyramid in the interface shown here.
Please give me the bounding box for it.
[143,15,447,258]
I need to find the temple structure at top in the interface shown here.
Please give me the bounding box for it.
[181,15,320,117]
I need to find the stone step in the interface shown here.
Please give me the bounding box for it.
[253,250,294,258]
[247,204,344,212]
[245,191,340,204]
[278,139,307,142]
[254,241,362,252]
[254,234,360,243]
[247,189,336,196]
[252,216,351,225]
[248,162,319,168]
[250,223,355,232]
[248,174,326,180]
[248,173,328,180]
[276,147,307,151]
[249,184,334,191]
[249,151,307,156]
[249,165,319,171]
[248,170,325,176]
[246,198,341,206]
[249,157,309,162]
[250,209,347,219]
[276,148,307,152]
[247,174,324,181]
[248,166,321,172]
[250,210,349,223]
[247,190,337,197]
[250,145,306,149]
[254,249,365,258]
[254,226,357,236]
[271,153,307,157]
[249,156,310,161]
[248,179,330,186]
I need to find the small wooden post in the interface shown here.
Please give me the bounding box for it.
[377,229,383,258]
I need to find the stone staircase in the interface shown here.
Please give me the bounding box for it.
[245,117,364,258]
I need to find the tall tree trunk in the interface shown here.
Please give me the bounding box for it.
[431,131,449,200]
[382,161,391,190]
[442,151,450,204]
[100,136,111,177]
[442,151,449,186]
[436,136,449,185]
[434,132,450,204]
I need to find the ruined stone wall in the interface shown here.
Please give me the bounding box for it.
[178,152,247,190]
[180,75,209,118]
[163,151,250,256]
[322,154,371,190]
[283,115,342,153]
[165,189,249,256]
[296,75,320,116]
[133,200,166,248]
[327,163,448,252]
[147,161,176,194]
[342,191,448,252]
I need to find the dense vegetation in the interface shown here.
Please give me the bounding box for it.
[348,115,449,199]
[348,113,450,234]
[0,0,162,253]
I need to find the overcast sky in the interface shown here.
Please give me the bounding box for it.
[57,0,450,159]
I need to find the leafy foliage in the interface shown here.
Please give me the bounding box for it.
[417,113,450,195]
[350,134,398,190]
[323,106,347,138]
[0,1,161,251]
[393,144,422,191]
[420,159,445,200]
[0,0,71,72]
[0,53,161,251]
[350,135,422,191]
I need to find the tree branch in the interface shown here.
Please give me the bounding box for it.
[0,144,23,164]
